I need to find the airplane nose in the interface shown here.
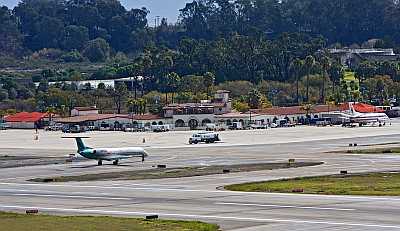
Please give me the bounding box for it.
[143,150,149,157]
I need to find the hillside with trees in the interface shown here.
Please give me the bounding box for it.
[1,0,400,115]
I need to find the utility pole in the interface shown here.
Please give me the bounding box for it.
[249,110,252,126]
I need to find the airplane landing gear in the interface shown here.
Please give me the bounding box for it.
[98,160,103,166]
[113,160,119,165]
[142,154,145,162]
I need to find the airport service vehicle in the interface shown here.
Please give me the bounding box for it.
[151,124,170,132]
[189,132,220,144]
[63,137,148,166]
[228,122,243,130]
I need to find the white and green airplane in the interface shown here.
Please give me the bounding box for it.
[65,137,148,166]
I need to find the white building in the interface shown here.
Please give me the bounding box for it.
[163,90,232,129]
[71,106,99,117]
[56,114,172,131]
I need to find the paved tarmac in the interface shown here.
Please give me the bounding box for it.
[1,125,400,230]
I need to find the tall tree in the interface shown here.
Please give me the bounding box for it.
[62,25,89,51]
[247,88,262,109]
[167,72,181,104]
[304,55,315,102]
[328,62,344,93]
[82,38,111,62]
[203,72,215,100]
[291,58,304,104]
[355,61,376,84]
[320,55,331,103]
[0,6,22,56]
[107,83,127,114]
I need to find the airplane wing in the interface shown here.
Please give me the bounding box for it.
[101,155,135,161]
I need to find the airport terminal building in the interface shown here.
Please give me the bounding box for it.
[4,88,388,131]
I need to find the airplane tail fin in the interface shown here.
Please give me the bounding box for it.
[349,102,356,115]
[75,138,87,152]
[62,137,90,152]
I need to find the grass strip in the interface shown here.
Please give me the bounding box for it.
[31,162,322,183]
[0,211,219,231]
[226,172,400,196]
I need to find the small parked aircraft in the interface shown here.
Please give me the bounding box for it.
[63,137,148,166]
[348,103,390,125]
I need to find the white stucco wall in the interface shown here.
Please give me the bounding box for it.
[6,122,36,129]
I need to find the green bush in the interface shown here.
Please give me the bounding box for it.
[61,51,84,62]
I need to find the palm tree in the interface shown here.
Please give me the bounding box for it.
[203,72,216,100]
[320,56,331,103]
[126,98,138,115]
[137,98,147,115]
[292,58,304,105]
[301,103,314,125]
[167,72,181,104]
[328,62,344,94]
[304,55,315,103]
[46,106,57,125]
[126,98,138,130]
[126,63,142,99]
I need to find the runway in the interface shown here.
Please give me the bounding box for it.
[1,127,400,230]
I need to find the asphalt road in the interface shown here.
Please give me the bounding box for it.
[1,128,400,230]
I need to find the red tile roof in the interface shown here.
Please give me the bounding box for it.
[132,114,163,120]
[73,106,98,111]
[253,105,342,116]
[55,114,163,123]
[215,112,259,119]
[5,112,48,123]
[253,103,383,116]
[55,114,124,123]
[340,103,384,113]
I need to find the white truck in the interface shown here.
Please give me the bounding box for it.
[228,122,243,130]
[189,132,220,144]
[151,124,170,132]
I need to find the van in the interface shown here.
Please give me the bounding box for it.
[228,122,243,130]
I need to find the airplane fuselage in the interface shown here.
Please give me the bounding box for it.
[63,137,149,166]
[350,112,389,123]
[79,147,147,161]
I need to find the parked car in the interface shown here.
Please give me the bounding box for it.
[45,123,63,131]
[62,125,85,133]
[124,124,142,132]
[87,125,96,131]
[250,124,268,129]
[99,123,112,131]
[0,123,8,130]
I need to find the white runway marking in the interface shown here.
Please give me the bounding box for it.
[2,182,400,202]
[215,202,356,211]
[0,204,398,229]
[11,193,131,201]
